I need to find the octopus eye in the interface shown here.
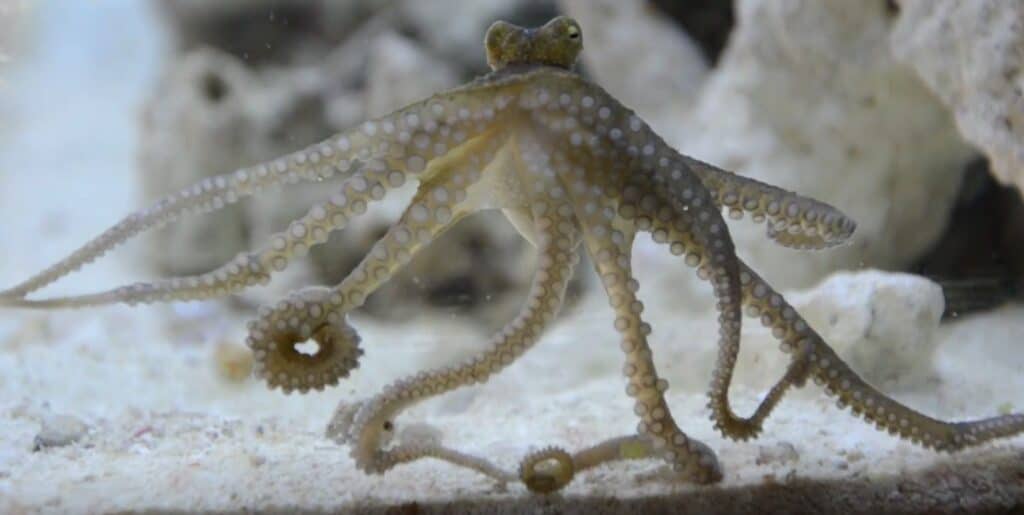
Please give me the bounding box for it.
[567,26,580,40]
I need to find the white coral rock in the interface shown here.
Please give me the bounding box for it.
[790,270,945,388]
[364,31,460,119]
[891,0,1024,194]
[674,0,975,290]
[138,48,256,275]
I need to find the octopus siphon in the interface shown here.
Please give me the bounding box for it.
[3,16,1023,494]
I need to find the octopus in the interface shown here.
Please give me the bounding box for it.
[3,16,1023,495]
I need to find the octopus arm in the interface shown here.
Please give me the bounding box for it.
[519,78,1004,449]
[521,74,855,252]
[650,207,1024,450]
[518,435,656,494]
[646,202,813,440]
[0,114,390,301]
[737,260,1024,451]
[248,131,504,393]
[524,84,755,442]
[681,155,857,250]
[0,167,391,309]
[0,82,522,308]
[335,180,580,478]
[547,142,723,484]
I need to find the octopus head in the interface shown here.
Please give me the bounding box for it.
[485,15,583,71]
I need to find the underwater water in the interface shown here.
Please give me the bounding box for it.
[1,2,1022,514]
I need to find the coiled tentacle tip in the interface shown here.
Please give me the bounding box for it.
[247,286,363,394]
[519,446,575,494]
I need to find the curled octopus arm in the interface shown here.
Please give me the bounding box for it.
[326,182,581,482]
[247,130,505,393]
[646,193,1024,450]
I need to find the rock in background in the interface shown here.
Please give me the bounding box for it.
[891,0,1024,309]
[676,0,975,293]
[891,0,1024,196]
[138,48,257,277]
[153,0,376,66]
[788,270,946,389]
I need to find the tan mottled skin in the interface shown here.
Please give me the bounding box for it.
[3,16,1022,493]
